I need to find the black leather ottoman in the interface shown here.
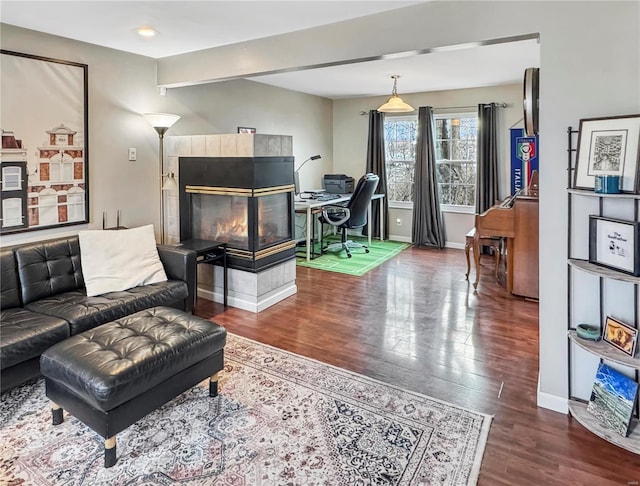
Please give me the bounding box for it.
[40,306,226,468]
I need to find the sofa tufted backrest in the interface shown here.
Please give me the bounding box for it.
[1,249,21,310]
[15,236,85,305]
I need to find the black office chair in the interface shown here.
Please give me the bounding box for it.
[318,173,379,258]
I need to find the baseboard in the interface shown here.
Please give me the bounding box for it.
[445,242,465,250]
[256,283,298,313]
[389,234,411,243]
[388,236,464,249]
[537,380,568,414]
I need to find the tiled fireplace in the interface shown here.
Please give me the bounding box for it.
[165,134,297,313]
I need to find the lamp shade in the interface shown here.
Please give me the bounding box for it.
[143,113,180,129]
[377,95,415,113]
[377,75,414,113]
[162,173,177,191]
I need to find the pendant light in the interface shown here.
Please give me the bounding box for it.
[377,75,414,113]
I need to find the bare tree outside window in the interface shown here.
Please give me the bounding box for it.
[435,114,478,207]
[384,113,477,208]
[384,118,417,203]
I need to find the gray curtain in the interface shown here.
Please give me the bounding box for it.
[412,106,445,248]
[364,110,389,239]
[476,103,499,213]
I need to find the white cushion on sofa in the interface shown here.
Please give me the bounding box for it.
[79,225,167,297]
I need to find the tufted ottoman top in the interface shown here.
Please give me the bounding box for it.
[40,306,226,411]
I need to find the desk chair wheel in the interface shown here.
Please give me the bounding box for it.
[365,248,370,253]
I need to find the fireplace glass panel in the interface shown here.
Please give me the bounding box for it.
[257,193,291,249]
[191,194,249,249]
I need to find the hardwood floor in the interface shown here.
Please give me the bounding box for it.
[195,246,640,485]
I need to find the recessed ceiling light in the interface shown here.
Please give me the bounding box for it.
[136,27,158,38]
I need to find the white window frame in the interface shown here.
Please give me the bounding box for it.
[384,114,418,209]
[434,112,478,214]
[383,112,478,213]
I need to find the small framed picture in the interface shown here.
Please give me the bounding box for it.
[589,215,640,276]
[574,114,640,193]
[237,127,256,134]
[603,316,638,357]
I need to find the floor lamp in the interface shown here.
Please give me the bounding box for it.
[143,113,180,244]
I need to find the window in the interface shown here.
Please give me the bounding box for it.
[435,113,478,210]
[67,187,85,222]
[2,166,22,191]
[383,113,478,211]
[384,116,417,206]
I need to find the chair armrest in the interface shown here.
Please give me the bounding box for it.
[157,245,197,312]
[321,206,351,226]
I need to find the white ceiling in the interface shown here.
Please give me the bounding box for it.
[0,1,540,99]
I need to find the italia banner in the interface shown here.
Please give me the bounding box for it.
[510,128,539,195]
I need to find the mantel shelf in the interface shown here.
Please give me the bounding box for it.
[568,331,640,370]
[568,188,640,200]
[568,400,640,455]
[568,259,640,284]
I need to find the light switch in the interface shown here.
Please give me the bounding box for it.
[128,148,137,161]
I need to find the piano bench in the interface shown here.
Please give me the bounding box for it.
[464,228,502,288]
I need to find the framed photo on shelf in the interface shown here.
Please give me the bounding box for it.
[603,316,638,357]
[587,362,638,437]
[574,114,640,193]
[237,127,256,134]
[589,215,640,276]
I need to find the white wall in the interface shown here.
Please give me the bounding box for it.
[332,83,525,245]
[155,79,334,190]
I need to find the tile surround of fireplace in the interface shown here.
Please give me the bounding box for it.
[164,134,297,313]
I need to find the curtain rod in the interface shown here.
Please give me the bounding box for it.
[359,102,508,115]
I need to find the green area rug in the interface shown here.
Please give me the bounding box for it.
[296,235,410,276]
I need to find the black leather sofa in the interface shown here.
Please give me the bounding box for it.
[0,235,197,392]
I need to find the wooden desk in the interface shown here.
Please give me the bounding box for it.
[294,194,385,262]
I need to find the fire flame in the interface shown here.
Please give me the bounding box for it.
[215,212,248,241]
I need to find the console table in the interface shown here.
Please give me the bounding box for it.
[178,239,228,307]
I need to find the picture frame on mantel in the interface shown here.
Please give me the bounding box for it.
[0,50,89,234]
[237,127,256,134]
[588,215,640,276]
[574,114,640,193]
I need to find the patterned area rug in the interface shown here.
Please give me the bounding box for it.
[296,236,410,276]
[1,334,492,485]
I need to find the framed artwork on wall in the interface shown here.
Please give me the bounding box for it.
[574,114,640,193]
[0,50,89,234]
